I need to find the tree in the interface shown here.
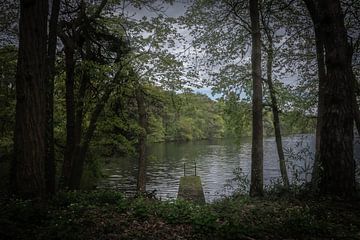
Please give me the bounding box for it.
[58,0,129,189]
[45,0,61,195]
[260,0,290,188]
[249,0,263,197]
[11,0,48,198]
[305,0,356,197]
[135,85,147,193]
[51,0,183,190]
[184,0,297,189]
[303,0,326,190]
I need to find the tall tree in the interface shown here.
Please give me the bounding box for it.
[260,2,290,188]
[303,0,326,190]
[135,86,147,193]
[45,0,61,195]
[249,0,263,197]
[58,0,131,189]
[306,0,356,197]
[11,0,48,198]
[184,0,295,188]
[264,42,290,188]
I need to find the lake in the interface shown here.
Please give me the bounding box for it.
[100,134,356,201]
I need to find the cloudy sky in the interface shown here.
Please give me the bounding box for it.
[123,1,221,98]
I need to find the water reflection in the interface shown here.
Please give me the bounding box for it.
[98,134,359,202]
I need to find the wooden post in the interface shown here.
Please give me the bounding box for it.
[195,161,196,176]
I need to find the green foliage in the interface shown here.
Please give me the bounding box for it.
[51,190,126,208]
[225,167,250,195]
[221,93,252,138]
[147,114,166,142]
[156,199,195,223]
[156,91,225,142]
[189,204,218,233]
[0,46,16,153]
[0,45,16,192]
[0,198,49,240]
[2,191,359,240]
[130,197,155,219]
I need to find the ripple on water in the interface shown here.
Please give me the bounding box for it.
[97,135,360,202]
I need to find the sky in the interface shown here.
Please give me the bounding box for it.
[124,1,300,100]
[123,1,225,99]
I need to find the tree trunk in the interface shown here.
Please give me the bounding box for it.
[249,0,263,197]
[12,0,48,198]
[265,42,290,188]
[136,88,147,193]
[68,89,112,189]
[67,68,89,189]
[315,0,356,197]
[61,45,76,189]
[311,27,326,191]
[45,0,61,195]
[303,0,326,191]
[352,73,360,135]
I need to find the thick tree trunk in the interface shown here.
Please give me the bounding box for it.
[45,0,61,195]
[12,0,48,198]
[136,89,147,193]
[266,43,289,188]
[311,27,326,190]
[249,0,263,197]
[303,0,326,191]
[61,45,76,189]
[315,0,355,197]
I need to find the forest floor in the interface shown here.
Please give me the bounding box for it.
[1,190,360,240]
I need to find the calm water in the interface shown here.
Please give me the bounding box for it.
[99,134,349,202]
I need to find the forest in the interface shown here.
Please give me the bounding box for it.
[0,0,359,239]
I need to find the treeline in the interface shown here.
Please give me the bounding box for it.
[0,44,314,191]
[1,65,313,162]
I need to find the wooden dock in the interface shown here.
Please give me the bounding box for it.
[177,176,205,204]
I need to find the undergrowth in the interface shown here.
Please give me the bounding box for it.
[1,190,360,240]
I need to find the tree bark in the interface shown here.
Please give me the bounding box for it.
[249,0,263,197]
[136,88,147,193]
[68,89,112,189]
[352,72,360,135]
[265,42,290,188]
[315,0,356,197]
[45,0,61,195]
[303,0,326,191]
[61,44,76,189]
[68,68,89,188]
[12,0,48,198]
[311,27,326,191]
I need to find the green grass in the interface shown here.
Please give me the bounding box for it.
[1,190,359,240]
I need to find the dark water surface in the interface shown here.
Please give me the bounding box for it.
[97,134,359,202]
[98,134,360,202]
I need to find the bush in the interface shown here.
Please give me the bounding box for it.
[51,190,125,208]
[1,190,359,240]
